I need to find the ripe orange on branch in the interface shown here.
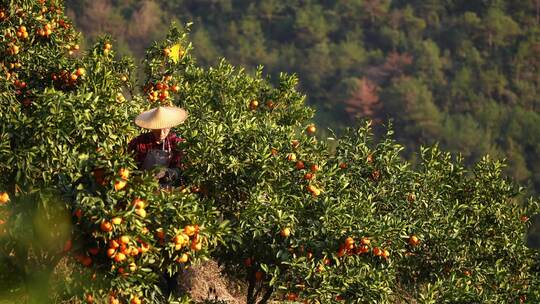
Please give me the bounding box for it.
[177,253,189,263]
[306,124,316,135]
[119,168,130,179]
[0,192,10,204]
[135,208,146,218]
[184,225,197,236]
[130,296,141,304]
[307,184,321,196]
[249,100,259,110]
[114,180,127,191]
[280,227,291,238]
[287,153,297,161]
[132,198,145,209]
[409,235,420,246]
[100,221,113,232]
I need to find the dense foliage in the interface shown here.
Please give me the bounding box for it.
[1,1,540,303]
[66,0,540,194]
[0,2,227,302]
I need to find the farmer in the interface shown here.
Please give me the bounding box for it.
[128,106,188,188]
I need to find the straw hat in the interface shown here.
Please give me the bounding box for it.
[134,106,188,129]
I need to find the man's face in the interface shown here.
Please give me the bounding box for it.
[151,128,170,141]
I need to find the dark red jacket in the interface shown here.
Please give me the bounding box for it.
[128,132,184,170]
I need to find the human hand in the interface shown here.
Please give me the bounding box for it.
[154,169,166,179]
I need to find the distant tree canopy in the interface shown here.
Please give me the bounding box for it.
[66,0,540,193]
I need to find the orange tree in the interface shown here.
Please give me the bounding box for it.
[169,46,540,302]
[0,1,227,303]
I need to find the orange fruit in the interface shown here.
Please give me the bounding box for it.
[114,252,126,263]
[287,293,298,301]
[265,100,275,109]
[310,164,319,172]
[295,161,305,170]
[307,185,320,196]
[255,271,264,281]
[244,257,253,267]
[129,262,137,272]
[184,225,196,236]
[111,217,122,225]
[291,139,300,148]
[303,173,313,180]
[140,242,150,253]
[114,180,127,191]
[0,192,10,204]
[120,235,130,245]
[177,253,189,263]
[366,154,374,163]
[88,247,99,255]
[174,234,188,245]
[135,208,146,218]
[75,67,85,76]
[382,249,390,258]
[360,238,370,245]
[191,241,202,251]
[106,248,116,258]
[359,245,369,254]
[337,246,346,257]
[155,229,165,239]
[344,237,354,246]
[86,293,94,303]
[306,124,316,134]
[132,198,145,209]
[280,227,291,238]
[159,91,169,100]
[408,235,420,246]
[249,100,259,110]
[163,48,171,56]
[372,247,382,256]
[100,221,113,232]
[109,239,120,249]
[109,296,120,304]
[130,296,141,304]
[339,162,347,169]
[287,153,297,161]
[119,168,130,179]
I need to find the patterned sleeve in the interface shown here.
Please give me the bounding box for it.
[169,134,185,169]
[128,136,145,167]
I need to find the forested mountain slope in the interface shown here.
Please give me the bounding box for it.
[66,0,540,193]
